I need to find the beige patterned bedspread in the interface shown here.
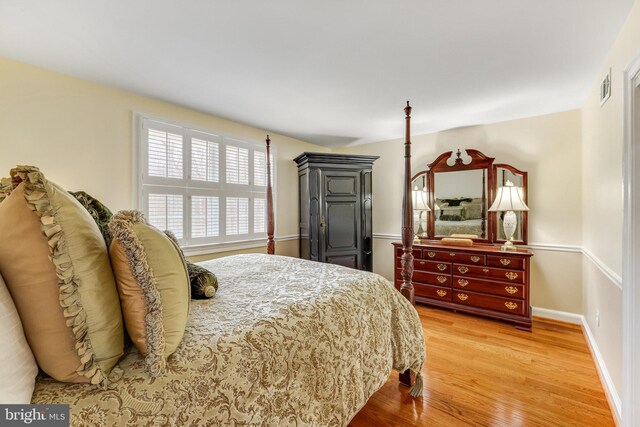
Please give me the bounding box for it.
[32,254,426,426]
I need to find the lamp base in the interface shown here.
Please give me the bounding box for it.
[501,240,517,251]
[500,211,518,251]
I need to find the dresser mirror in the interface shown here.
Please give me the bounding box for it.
[413,149,528,245]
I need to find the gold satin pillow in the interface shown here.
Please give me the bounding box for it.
[0,166,124,386]
[109,211,190,377]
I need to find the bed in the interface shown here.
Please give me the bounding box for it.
[30,134,426,426]
[32,255,424,425]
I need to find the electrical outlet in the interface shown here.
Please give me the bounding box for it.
[596,309,600,327]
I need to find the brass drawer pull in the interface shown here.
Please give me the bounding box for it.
[505,272,519,281]
[483,268,489,273]
[458,266,469,274]
[427,251,436,258]
[505,301,518,310]
[458,279,469,287]
[419,261,426,265]
[500,258,512,266]
[436,276,447,284]
[437,263,447,271]
[457,293,469,301]
[436,290,447,297]
[505,286,518,295]
[470,256,480,263]
[449,253,456,257]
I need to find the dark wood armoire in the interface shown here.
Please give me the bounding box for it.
[294,153,378,271]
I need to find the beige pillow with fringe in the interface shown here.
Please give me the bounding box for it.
[0,166,124,387]
[108,210,190,377]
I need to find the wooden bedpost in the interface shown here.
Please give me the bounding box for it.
[266,134,275,255]
[399,102,415,388]
[400,101,415,305]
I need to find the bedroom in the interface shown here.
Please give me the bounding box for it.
[0,0,639,426]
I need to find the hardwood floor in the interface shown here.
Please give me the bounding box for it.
[350,306,615,427]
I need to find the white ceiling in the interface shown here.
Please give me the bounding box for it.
[0,1,634,147]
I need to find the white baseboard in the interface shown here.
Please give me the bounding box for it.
[534,307,621,424]
[531,307,582,324]
[581,317,622,425]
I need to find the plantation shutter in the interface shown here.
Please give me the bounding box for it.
[191,136,220,183]
[254,198,266,233]
[147,193,184,239]
[139,115,275,248]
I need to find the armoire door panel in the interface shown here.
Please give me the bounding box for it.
[326,201,357,250]
[326,176,357,196]
[326,254,359,269]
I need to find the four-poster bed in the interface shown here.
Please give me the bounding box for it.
[28,123,424,426]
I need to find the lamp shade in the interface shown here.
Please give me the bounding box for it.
[413,186,431,211]
[489,181,529,212]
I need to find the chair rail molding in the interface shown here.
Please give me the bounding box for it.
[622,49,640,427]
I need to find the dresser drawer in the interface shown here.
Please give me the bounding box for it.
[452,253,486,265]
[487,255,525,270]
[396,269,451,287]
[415,283,452,302]
[453,264,525,284]
[453,290,525,315]
[395,247,422,259]
[453,276,525,298]
[395,257,450,273]
[420,249,453,262]
[414,259,451,274]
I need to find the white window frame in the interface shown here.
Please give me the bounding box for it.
[133,112,276,255]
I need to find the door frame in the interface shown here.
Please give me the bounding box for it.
[622,50,640,426]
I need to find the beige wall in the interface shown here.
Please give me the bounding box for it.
[580,0,640,399]
[0,57,329,253]
[337,110,584,313]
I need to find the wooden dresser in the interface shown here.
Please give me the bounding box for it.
[393,241,534,331]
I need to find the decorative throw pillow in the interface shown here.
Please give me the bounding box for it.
[108,211,190,376]
[0,166,124,387]
[0,274,38,403]
[69,191,114,247]
[187,262,218,299]
[72,191,216,300]
[164,231,218,299]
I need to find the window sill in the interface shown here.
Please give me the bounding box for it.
[181,235,298,257]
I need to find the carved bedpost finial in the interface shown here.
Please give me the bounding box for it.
[266,134,275,255]
[400,101,415,305]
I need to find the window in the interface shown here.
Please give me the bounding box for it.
[137,116,274,250]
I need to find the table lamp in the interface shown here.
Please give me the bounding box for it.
[489,180,529,251]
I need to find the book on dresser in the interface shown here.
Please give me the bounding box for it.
[393,241,534,331]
